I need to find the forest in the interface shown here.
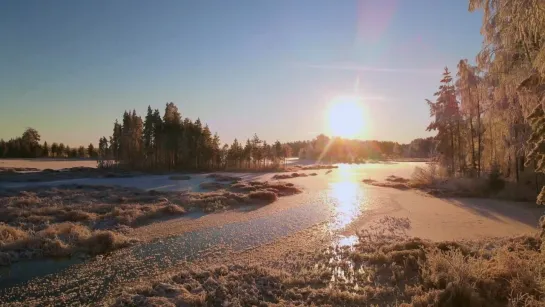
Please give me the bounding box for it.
[0,128,97,159]
[0,119,431,169]
[423,0,545,203]
[93,103,431,171]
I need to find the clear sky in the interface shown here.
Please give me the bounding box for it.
[0,0,484,147]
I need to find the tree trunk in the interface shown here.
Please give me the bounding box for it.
[476,93,482,177]
[450,128,455,175]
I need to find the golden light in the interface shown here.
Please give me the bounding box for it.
[326,95,366,139]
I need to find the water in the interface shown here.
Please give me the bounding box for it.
[0,162,425,304]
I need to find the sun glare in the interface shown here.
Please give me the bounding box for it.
[326,95,366,138]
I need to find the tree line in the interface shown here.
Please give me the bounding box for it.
[96,103,294,171]
[426,0,545,202]
[288,135,434,163]
[0,128,97,159]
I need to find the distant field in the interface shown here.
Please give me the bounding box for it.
[0,158,97,170]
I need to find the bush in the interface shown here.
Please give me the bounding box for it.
[488,163,505,192]
[0,224,29,246]
[83,230,131,255]
[411,164,441,187]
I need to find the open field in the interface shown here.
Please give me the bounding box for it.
[0,162,542,305]
[0,159,98,171]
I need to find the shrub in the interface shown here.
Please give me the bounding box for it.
[0,224,29,246]
[488,163,505,192]
[83,230,131,255]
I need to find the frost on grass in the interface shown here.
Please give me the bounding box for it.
[0,180,303,265]
[0,222,132,266]
[362,165,538,202]
[112,216,545,306]
[272,172,318,180]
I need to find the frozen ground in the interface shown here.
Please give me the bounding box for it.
[0,162,542,305]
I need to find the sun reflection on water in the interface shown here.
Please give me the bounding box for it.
[328,181,364,230]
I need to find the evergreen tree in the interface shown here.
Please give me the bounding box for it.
[51,142,59,157]
[78,146,86,158]
[42,141,49,157]
[87,143,96,158]
[426,67,460,175]
[58,143,65,158]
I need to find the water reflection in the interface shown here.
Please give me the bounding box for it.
[328,181,364,230]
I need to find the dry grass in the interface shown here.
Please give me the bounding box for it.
[248,190,278,202]
[206,173,242,182]
[284,164,338,172]
[0,185,189,265]
[110,216,545,306]
[0,222,132,265]
[0,178,303,266]
[199,182,228,190]
[386,175,411,183]
[301,164,338,170]
[0,185,188,232]
[272,172,308,179]
[362,165,540,202]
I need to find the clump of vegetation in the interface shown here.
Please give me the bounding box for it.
[272,172,308,179]
[300,164,338,171]
[362,165,538,201]
[199,181,228,190]
[169,175,191,180]
[248,190,278,202]
[0,222,132,266]
[206,173,241,182]
[111,216,545,306]
[386,175,410,183]
[229,181,301,196]
[487,163,505,192]
[0,180,303,266]
[0,185,188,231]
[363,176,411,190]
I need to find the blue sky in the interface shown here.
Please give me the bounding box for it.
[0,0,484,146]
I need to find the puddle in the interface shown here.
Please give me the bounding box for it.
[0,257,83,288]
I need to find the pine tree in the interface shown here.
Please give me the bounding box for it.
[87,143,96,158]
[51,142,59,157]
[42,141,49,158]
[78,146,86,158]
[143,106,154,167]
[426,67,460,175]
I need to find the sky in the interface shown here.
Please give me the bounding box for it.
[0,0,484,147]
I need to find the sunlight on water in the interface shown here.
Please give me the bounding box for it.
[328,181,363,230]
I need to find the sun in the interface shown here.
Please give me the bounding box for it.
[326,95,366,138]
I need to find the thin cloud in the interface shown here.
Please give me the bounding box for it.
[297,62,440,74]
